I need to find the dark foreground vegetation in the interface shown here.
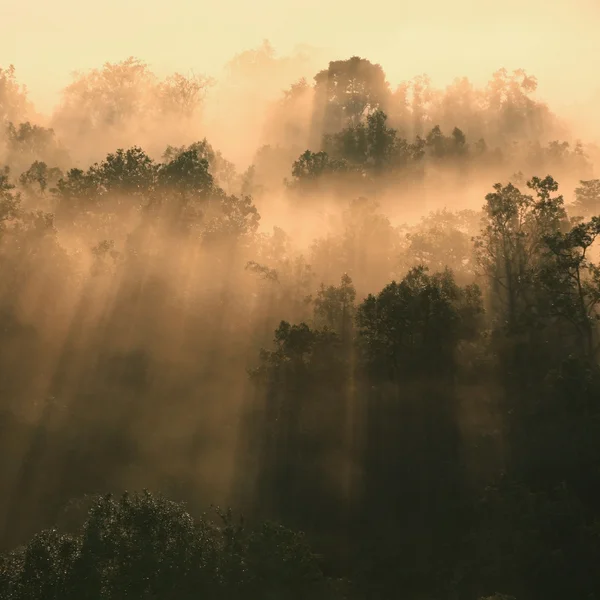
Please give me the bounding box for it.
[1,50,600,599]
[0,491,347,600]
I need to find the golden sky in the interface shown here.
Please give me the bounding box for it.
[1,0,599,113]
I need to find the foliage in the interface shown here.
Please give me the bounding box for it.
[573,179,600,217]
[356,265,483,379]
[0,66,30,124]
[289,149,350,189]
[313,56,390,132]
[0,491,337,600]
[0,167,21,228]
[474,176,568,333]
[19,161,62,195]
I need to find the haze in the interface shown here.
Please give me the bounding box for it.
[2,2,600,599]
[3,0,600,117]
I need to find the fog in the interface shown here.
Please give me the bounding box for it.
[2,28,600,599]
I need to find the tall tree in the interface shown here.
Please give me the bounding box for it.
[312,56,390,135]
[474,176,568,334]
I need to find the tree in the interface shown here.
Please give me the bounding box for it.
[541,216,600,357]
[323,110,399,171]
[0,65,30,124]
[53,168,101,211]
[322,122,369,166]
[414,75,437,130]
[263,78,314,149]
[157,147,213,198]
[251,320,343,383]
[288,150,349,190]
[249,320,348,530]
[0,167,20,228]
[19,161,63,196]
[313,56,390,134]
[573,179,600,217]
[0,490,337,600]
[88,146,156,200]
[52,147,158,225]
[54,57,156,131]
[484,68,555,141]
[313,273,356,339]
[163,140,237,192]
[202,193,261,245]
[157,72,213,117]
[4,122,69,173]
[365,110,398,169]
[356,265,483,380]
[7,122,55,156]
[425,125,468,160]
[402,208,477,282]
[474,176,568,334]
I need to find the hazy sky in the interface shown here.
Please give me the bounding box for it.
[1,0,599,113]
